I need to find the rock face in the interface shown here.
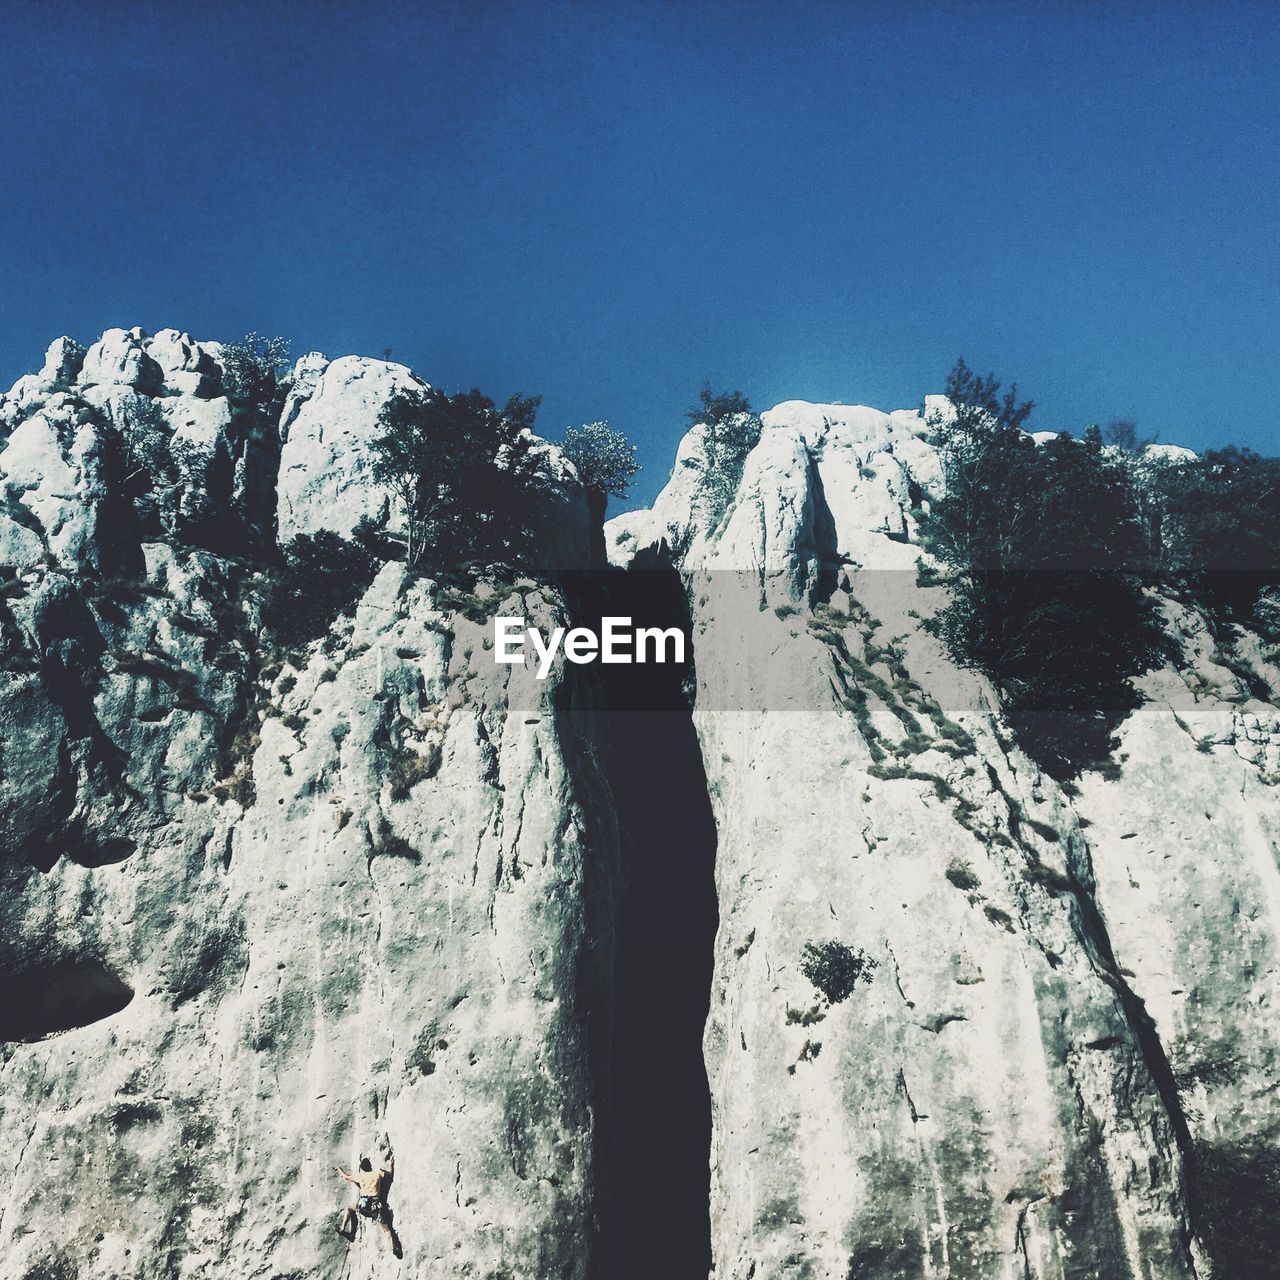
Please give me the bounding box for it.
[0,556,619,1280]
[0,330,610,1280]
[276,355,429,543]
[80,328,165,397]
[2,335,1278,1280]
[611,401,1280,1279]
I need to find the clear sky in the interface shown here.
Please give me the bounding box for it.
[3,0,1278,507]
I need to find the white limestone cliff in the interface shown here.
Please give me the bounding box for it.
[0,329,610,1280]
[2,330,1278,1280]
[611,401,1280,1278]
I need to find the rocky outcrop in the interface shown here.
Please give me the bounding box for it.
[273,354,591,570]
[147,328,222,398]
[0,330,610,1280]
[276,355,429,543]
[612,401,1280,1278]
[80,327,165,397]
[0,329,593,570]
[0,555,620,1279]
[3,329,1279,1279]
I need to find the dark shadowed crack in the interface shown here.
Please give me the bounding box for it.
[1065,849,1202,1277]
[577,554,719,1280]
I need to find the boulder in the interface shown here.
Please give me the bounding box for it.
[276,355,426,544]
[38,336,86,389]
[80,327,164,395]
[146,328,220,397]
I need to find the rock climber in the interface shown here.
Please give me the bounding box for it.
[335,1152,402,1258]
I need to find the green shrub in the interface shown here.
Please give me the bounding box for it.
[436,578,512,625]
[983,905,1015,932]
[784,1004,827,1027]
[800,940,878,1004]
[561,420,640,502]
[387,739,442,800]
[263,532,380,650]
[369,817,421,863]
[934,717,973,748]
[688,382,762,528]
[945,860,980,891]
[687,382,752,426]
[922,359,1165,778]
[114,396,177,527]
[916,558,945,587]
[1150,446,1280,626]
[212,725,259,807]
[372,387,542,570]
[218,332,290,408]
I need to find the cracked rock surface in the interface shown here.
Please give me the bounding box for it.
[612,400,1280,1279]
[3,332,1278,1279]
[0,331,615,1280]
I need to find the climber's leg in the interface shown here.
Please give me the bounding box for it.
[380,1208,403,1259]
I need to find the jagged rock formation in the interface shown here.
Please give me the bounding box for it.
[2,330,1278,1279]
[611,401,1280,1279]
[0,331,615,1280]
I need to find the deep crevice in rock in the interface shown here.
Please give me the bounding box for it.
[1066,855,1204,1274]
[592,551,719,1280]
[1072,849,1280,1277]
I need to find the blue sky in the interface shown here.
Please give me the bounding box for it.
[2,0,1278,507]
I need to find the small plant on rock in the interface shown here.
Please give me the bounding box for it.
[800,939,878,1004]
[217,332,291,409]
[386,738,442,800]
[263,531,380,651]
[688,382,763,528]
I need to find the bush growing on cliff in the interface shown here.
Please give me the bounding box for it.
[1148,446,1280,628]
[371,387,542,571]
[687,383,752,427]
[800,940,877,1004]
[213,333,293,553]
[688,382,763,528]
[923,359,1164,777]
[562,420,640,506]
[115,396,178,534]
[263,531,380,648]
[218,332,290,410]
